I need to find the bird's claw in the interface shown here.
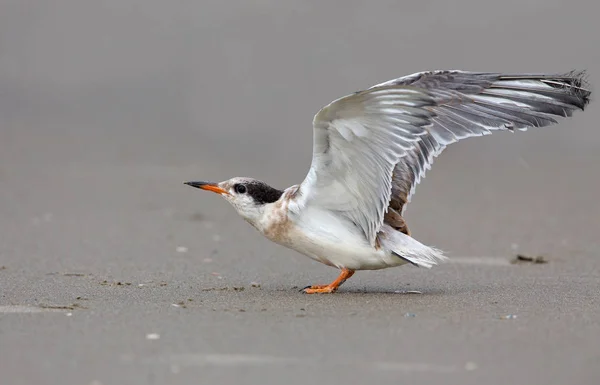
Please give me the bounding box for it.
[301,285,337,294]
[299,269,353,294]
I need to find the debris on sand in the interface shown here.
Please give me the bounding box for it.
[201,287,229,291]
[250,281,261,288]
[100,280,132,286]
[394,290,422,294]
[39,303,87,310]
[511,254,548,264]
[0,266,6,270]
[172,301,188,309]
[499,314,518,320]
[201,286,246,292]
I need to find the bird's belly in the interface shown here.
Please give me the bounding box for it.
[277,209,404,270]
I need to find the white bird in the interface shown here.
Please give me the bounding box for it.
[185,70,591,293]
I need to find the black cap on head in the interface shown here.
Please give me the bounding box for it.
[238,181,283,205]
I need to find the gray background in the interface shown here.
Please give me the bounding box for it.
[0,1,598,384]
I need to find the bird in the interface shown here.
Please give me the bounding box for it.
[185,70,591,294]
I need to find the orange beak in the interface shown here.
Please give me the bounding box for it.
[184,181,229,195]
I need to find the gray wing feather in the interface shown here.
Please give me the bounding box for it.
[385,70,591,214]
[294,70,591,246]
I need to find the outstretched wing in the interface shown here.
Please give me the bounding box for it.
[293,71,591,246]
[385,71,591,215]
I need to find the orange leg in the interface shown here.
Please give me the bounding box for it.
[301,269,355,294]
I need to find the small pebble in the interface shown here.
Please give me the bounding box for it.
[66,312,73,317]
[404,313,416,318]
[203,258,213,263]
[212,235,221,242]
[250,281,261,288]
[465,362,478,371]
[176,246,188,253]
[146,333,160,340]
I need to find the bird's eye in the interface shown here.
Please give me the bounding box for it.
[234,184,247,194]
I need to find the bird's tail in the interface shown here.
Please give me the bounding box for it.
[378,225,447,268]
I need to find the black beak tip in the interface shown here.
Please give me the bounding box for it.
[184,181,215,189]
[184,181,201,188]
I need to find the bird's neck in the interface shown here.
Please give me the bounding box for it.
[249,190,295,243]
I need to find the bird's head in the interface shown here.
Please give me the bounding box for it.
[184,177,284,224]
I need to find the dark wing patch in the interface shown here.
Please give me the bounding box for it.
[384,207,411,236]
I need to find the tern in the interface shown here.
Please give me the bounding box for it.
[186,70,591,293]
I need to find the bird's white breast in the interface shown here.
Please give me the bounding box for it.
[260,201,404,270]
